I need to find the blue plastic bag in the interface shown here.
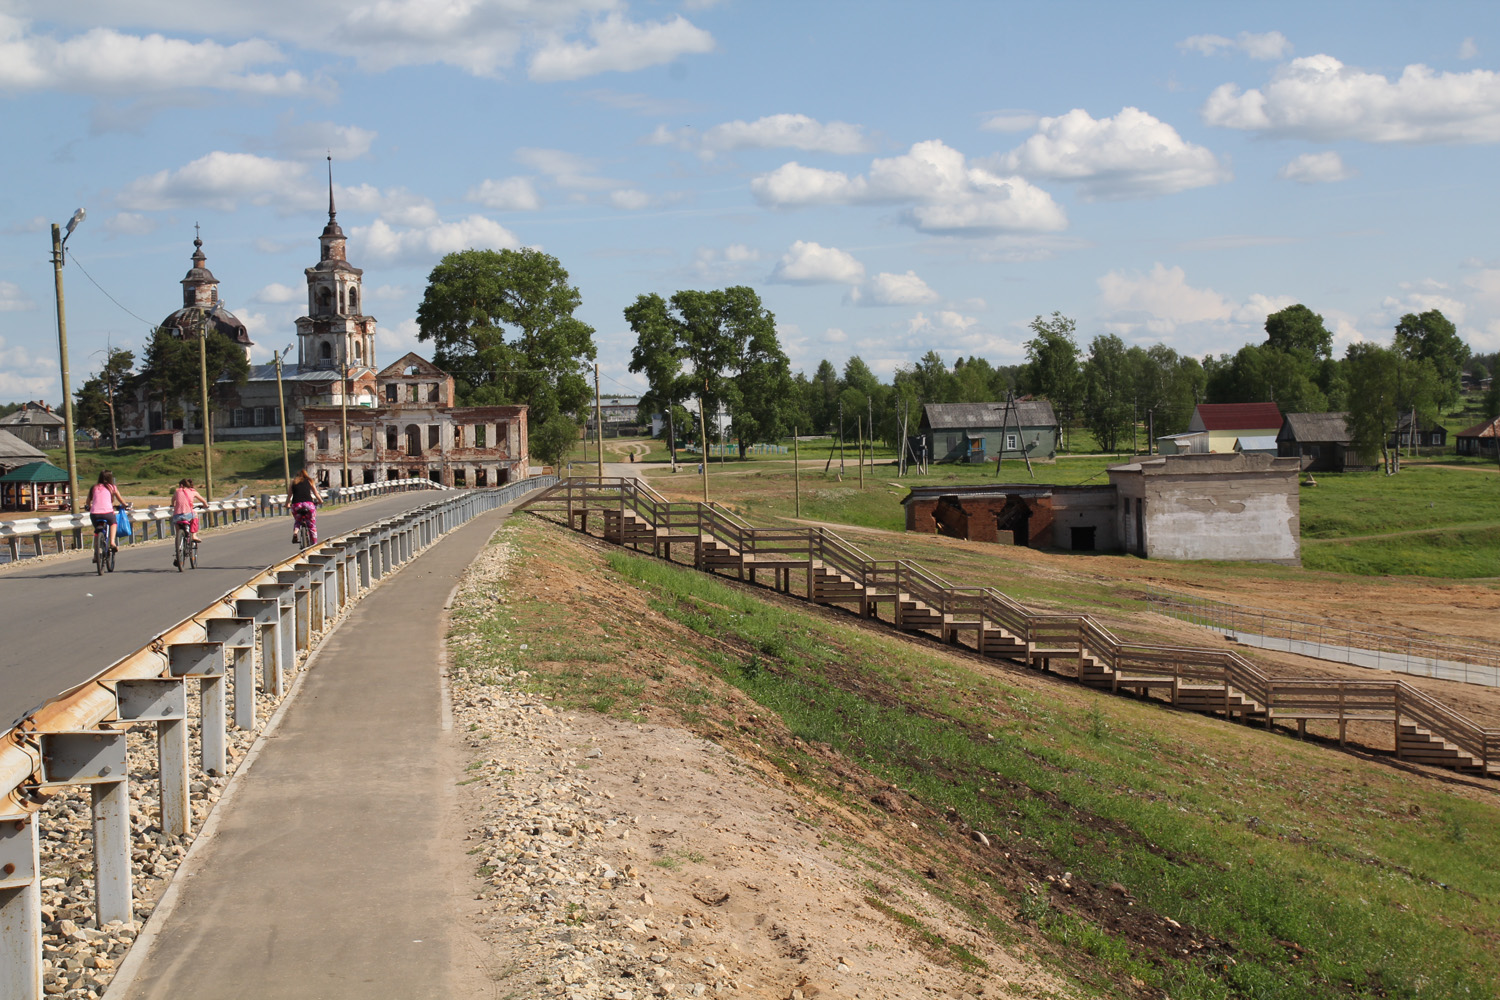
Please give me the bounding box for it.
[115,509,133,538]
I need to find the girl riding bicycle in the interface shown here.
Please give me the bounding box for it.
[86,470,130,551]
[170,477,206,542]
[289,469,323,545]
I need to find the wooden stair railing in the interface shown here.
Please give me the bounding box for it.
[523,477,1499,777]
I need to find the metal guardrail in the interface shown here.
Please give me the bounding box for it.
[0,475,554,1000]
[0,478,446,564]
[522,477,1499,778]
[1146,586,1500,687]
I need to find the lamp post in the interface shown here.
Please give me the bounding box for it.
[273,346,292,494]
[51,209,84,514]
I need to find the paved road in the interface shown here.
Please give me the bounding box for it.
[0,490,443,731]
[112,505,506,1000]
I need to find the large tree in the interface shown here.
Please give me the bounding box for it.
[74,346,135,450]
[136,327,249,428]
[1021,312,1082,447]
[1344,342,1441,473]
[1394,309,1468,411]
[623,286,791,458]
[1264,304,1333,361]
[1081,334,1135,452]
[624,292,685,462]
[1205,343,1328,412]
[416,248,597,416]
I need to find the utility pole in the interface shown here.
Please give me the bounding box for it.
[51,215,84,515]
[274,347,292,494]
[856,415,864,489]
[698,382,710,501]
[197,313,214,501]
[793,429,800,517]
[837,398,845,476]
[868,397,874,470]
[594,363,604,480]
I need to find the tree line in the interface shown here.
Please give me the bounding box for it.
[65,246,1496,473]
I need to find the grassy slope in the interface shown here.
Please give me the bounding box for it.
[456,515,1500,1000]
[50,441,302,499]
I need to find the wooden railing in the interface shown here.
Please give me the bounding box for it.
[519,478,1499,776]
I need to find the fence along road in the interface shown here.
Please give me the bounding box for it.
[0,488,444,733]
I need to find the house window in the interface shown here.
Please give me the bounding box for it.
[428,425,440,449]
[475,425,487,448]
[1430,432,1442,445]
[253,407,265,427]
[409,383,419,403]
[455,426,464,448]
[385,426,397,450]
[1006,433,1018,450]
[405,424,422,455]
[428,383,439,402]
[317,427,329,450]
[385,383,397,403]
[232,408,247,428]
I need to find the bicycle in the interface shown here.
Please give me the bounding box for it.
[92,518,115,575]
[293,507,314,549]
[172,513,199,571]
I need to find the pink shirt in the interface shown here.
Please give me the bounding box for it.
[171,488,204,515]
[88,484,119,515]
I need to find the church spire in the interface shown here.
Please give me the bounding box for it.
[327,154,336,221]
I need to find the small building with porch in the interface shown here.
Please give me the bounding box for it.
[0,461,71,512]
[916,400,1060,465]
[1456,415,1500,458]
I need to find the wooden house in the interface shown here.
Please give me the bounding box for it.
[1456,415,1500,458]
[1277,412,1363,472]
[0,429,46,475]
[1184,402,1283,453]
[1388,412,1447,450]
[917,400,1060,464]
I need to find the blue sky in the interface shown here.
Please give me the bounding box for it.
[3,0,1499,404]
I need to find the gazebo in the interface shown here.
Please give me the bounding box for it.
[0,461,72,512]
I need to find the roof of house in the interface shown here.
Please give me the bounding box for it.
[1278,411,1351,444]
[0,460,70,483]
[1192,402,1283,431]
[1235,435,1279,451]
[0,408,65,428]
[1394,412,1444,432]
[379,352,448,379]
[922,400,1058,430]
[0,429,46,462]
[1457,415,1500,439]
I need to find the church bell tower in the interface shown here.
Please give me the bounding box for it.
[295,158,377,376]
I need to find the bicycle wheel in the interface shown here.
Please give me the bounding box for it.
[175,530,185,571]
[188,538,198,570]
[95,533,104,575]
[106,544,115,573]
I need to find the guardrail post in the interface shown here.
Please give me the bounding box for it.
[356,535,371,590]
[255,583,294,696]
[170,643,227,778]
[38,730,134,928]
[278,569,311,652]
[206,617,256,734]
[309,554,337,624]
[377,529,392,578]
[233,599,280,727]
[0,812,43,999]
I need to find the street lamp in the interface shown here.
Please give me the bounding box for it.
[51,208,84,514]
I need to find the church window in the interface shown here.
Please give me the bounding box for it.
[319,287,333,311]
[349,288,359,313]
[385,383,397,403]
[320,342,333,364]
[354,340,362,361]
[338,287,346,313]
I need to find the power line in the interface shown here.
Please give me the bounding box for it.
[65,251,156,330]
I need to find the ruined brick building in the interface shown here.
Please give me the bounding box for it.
[903,452,1302,564]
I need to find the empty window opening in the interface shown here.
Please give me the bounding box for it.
[475,425,487,448]
[476,469,488,487]
[405,424,422,456]
[317,427,329,450]
[1070,526,1096,551]
[454,469,466,487]
[428,425,440,449]
[363,469,375,484]
[385,383,397,403]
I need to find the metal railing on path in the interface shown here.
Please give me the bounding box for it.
[519,477,1500,782]
[0,478,443,564]
[0,475,554,1000]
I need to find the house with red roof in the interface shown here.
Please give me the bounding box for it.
[1172,402,1284,454]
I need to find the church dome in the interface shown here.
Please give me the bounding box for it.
[160,235,254,347]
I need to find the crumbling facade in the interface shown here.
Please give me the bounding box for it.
[301,353,528,488]
[904,452,1301,564]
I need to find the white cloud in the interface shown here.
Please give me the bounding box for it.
[0,281,36,312]
[980,111,1040,132]
[259,118,378,161]
[255,283,301,304]
[751,140,1067,235]
[354,216,521,265]
[1460,37,1479,60]
[529,13,714,82]
[117,152,309,211]
[653,114,873,155]
[769,241,865,284]
[469,177,542,211]
[337,184,439,227]
[0,332,56,403]
[823,327,847,343]
[102,212,155,236]
[608,189,651,210]
[368,284,410,301]
[997,107,1230,199]
[3,216,47,235]
[1278,150,1353,183]
[1203,54,1500,143]
[1098,263,1233,335]
[0,13,311,96]
[692,243,762,278]
[851,271,939,307]
[1380,282,1467,325]
[515,147,619,191]
[907,310,975,332]
[1180,31,1292,60]
[375,317,424,360]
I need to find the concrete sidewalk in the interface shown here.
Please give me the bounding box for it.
[113,507,507,1000]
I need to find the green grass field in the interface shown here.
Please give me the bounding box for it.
[48,441,302,499]
[455,515,1500,999]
